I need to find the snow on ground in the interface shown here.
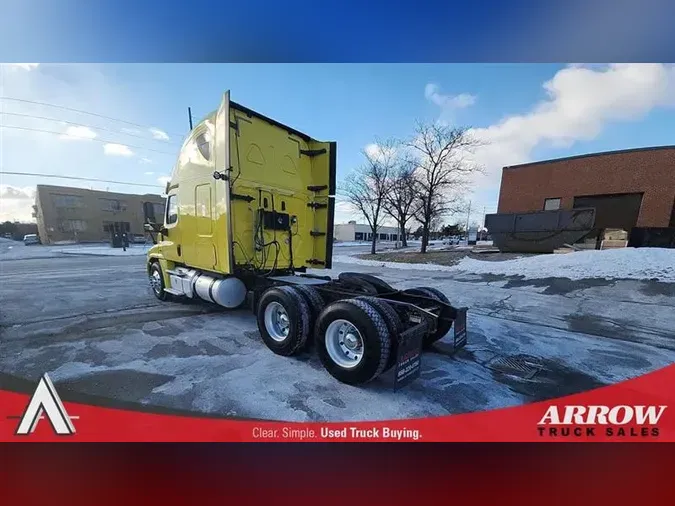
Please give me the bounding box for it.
[58,245,151,257]
[335,247,675,282]
[454,247,675,282]
[0,238,152,259]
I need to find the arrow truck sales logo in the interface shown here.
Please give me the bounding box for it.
[12,374,77,436]
[538,405,667,438]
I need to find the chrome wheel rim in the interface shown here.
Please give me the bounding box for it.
[264,302,291,342]
[325,319,364,369]
[150,269,162,294]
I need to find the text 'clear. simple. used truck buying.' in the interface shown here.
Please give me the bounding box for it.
[144,91,468,387]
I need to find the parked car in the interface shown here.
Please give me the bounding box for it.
[23,234,40,245]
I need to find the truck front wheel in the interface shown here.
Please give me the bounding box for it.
[149,262,170,301]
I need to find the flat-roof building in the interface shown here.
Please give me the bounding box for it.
[334,221,401,242]
[34,184,165,244]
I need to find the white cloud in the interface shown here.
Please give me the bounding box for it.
[364,143,382,158]
[149,128,170,141]
[3,63,40,71]
[0,185,36,222]
[144,171,155,175]
[333,200,358,224]
[59,125,97,141]
[425,83,477,110]
[157,176,171,185]
[140,157,154,164]
[363,142,398,162]
[467,63,675,190]
[103,143,134,157]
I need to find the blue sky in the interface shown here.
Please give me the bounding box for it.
[1,63,674,225]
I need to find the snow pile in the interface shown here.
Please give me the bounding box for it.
[455,247,675,282]
[333,248,675,282]
[333,241,371,247]
[332,255,458,272]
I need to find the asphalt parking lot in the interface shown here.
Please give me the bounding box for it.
[1,244,674,422]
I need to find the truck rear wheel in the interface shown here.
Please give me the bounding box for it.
[406,287,453,347]
[338,272,394,295]
[257,286,311,356]
[314,298,392,385]
[356,296,403,371]
[293,285,325,350]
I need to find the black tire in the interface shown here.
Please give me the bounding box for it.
[293,285,325,315]
[356,296,403,371]
[406,286,453,347]
[257,286,311,356]
[338,272,395,294]
[292,285,325,350]
[315,298,392,385]
[149,261,171,301]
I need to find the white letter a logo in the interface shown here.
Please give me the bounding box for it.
[15,373,76,436]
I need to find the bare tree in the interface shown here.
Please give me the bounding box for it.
[407,122,484,253]
[340,140,398,255]
[383,161,419,248]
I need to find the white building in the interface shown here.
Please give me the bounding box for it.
[334,221,401,242]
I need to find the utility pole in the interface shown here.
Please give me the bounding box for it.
[482,206,486,240]
[188,107,193,131]
[465,200,471,236]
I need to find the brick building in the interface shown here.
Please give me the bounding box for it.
[34,184,166,244]
[497,146,675,232]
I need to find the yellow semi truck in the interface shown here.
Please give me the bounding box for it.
[144,91,467,386]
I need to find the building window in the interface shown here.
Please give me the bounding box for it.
[379,233,388,240]
[58,219,87,232]
[195,131,212,161]
[100,198,127,212]
[166,195,178,225]
[355,232,364,241]
[544,198,561,211]
[52,194,84,208]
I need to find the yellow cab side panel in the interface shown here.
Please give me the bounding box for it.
[228,104,336,271]
[157,99,232,276]
[175,117,219,272]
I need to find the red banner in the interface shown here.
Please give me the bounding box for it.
[1,364,673,442]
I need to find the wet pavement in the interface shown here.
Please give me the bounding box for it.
[1,250,674,422]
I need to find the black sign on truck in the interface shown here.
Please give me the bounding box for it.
[393,323,425,389]
[453,307,468,350]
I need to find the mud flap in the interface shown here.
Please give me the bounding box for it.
[453,307,468,349]
[392,322,426,390]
